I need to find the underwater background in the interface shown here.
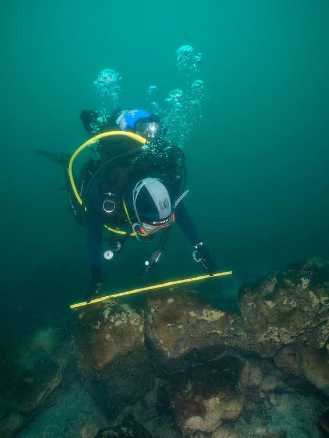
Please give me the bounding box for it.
[1,1,329,437]
[1,0,329,295]
[1,0,329,291]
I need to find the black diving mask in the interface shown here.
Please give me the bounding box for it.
[140,214,176,235]
[135,120,162,140]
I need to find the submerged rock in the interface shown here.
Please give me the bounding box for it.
[239,258,329,357]
[67,258,329,437]
[167,357,244,436]
[16,379,108,438]
[0,326,70,438]
[276,346,329,396]
[95,415,153,437]
[238,361,264,391]
[144,289,248,374]
[75,300,154,416]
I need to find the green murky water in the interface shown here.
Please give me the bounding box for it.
[1,0,329,305]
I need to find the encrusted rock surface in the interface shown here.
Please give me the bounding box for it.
[75,258,329,437]
[167,357,245,435]
[239,258,329,357]
[276,346,329,396]
[75,300,155,416]
[144,289,249,373]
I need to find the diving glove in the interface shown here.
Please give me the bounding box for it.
[192,242,218,276]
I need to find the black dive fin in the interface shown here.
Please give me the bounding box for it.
[35,150,71,166]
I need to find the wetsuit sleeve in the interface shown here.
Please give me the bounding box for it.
[175,202,202,247]
[86,182,104,267]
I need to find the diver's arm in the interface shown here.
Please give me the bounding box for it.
[175,202,218,275]
[175,202,202,246]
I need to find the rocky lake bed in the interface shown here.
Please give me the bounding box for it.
[1,258,329,438]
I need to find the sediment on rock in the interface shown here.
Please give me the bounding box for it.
[74,299,155,417]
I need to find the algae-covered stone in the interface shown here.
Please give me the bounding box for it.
[276,345,329,396]
[168,357,244,435]
[239,258,329,357]
[238,361,263,391]
[145,289,248,373]
[275,346,304,376]
[75,300,154,415]
[301,348,329,395]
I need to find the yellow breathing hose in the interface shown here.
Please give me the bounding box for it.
[68,130,147,204]
[68,130,147,236]
[70,271,233,309]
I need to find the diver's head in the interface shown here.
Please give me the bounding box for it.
[132,178,175,235]
[116,109,162,140]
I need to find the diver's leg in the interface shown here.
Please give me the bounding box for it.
[35,149,88,225]
[63,161,95,226]
[65,168,84,225]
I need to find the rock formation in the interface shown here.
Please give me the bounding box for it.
[1,258,328,437]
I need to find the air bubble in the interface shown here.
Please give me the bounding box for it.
[92,69,122,114]
[176,45,201,73]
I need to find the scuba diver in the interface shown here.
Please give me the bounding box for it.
[36,109,217,301]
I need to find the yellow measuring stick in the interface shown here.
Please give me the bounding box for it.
[70,271,233,309]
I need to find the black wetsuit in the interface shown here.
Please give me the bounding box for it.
[76,139,202,270]
[86,181,201,265]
